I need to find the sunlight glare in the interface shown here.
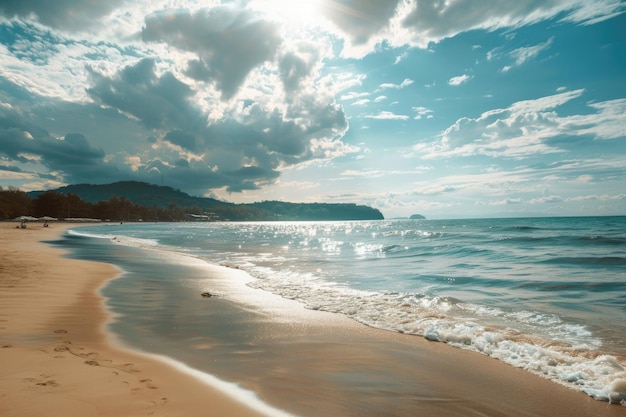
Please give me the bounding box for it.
[255,0,324,26]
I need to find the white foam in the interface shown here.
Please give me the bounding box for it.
[68,228,159,247]
[137,352,296,416]
[242,265,626,404]
[67,228,114,239]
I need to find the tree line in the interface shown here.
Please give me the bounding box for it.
[0,187,191,222]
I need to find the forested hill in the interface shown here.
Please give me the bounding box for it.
[25,181,384,221]
[36,181,227,210]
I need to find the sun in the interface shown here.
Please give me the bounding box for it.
[252,0,325,26]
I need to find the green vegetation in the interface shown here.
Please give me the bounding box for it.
[1,181,384,222]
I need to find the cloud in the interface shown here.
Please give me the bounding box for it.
[1,46,353,195]
[319,0,403,57]
[491,198,524,205]
[339,167,431,180]
[420,89,626,158]
[0,105,112,183]
[448,74,471,86]
[528,195,563,204]
[278,40,324,94]
[364,111,409,120]
[352,99,370,106]
[87,58,199,131]
[502,36,554,72]
[0,0,125,31]
[377,78,414,90]
[413,106,433,120]
[412,184,457,195]
[340,92,369,101]
[396,0,625,48]
[314,0,623,57]
[142,7,283,100]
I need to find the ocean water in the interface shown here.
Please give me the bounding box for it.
[58,216,626,406]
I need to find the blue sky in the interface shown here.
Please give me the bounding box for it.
[0,0,625,219]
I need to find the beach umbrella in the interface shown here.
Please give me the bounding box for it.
[14,216,38,222]
[39,216,58,227]
[14,215,37,228]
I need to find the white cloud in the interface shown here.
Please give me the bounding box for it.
[448,74,471,86]
[352,99,370,106]
[419,89,626,159]
[412,184,456,195]
[491,198,523,205]
[303,0,625,58]
[340,91,370,101]
[378,78,414,90]
[529,195,563,204]
[364,111,409,120]
[394,51,409,64]
[413,106,433,120]
[502,36,554,72]
[392,0,624,49]
[339,167,431,180]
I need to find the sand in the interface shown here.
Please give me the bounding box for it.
[1,223,624,417]
[0,223,268,417]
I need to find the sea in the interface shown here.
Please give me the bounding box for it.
[52,216,626,411]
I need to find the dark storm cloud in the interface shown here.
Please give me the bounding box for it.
[142,7,282,99]
[0,106,112,182]
[0,0,124,30]
[225,165,280,192]
[87,58,200,131]
[163,130,198,152]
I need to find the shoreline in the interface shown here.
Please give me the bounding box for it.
[1,223,625,416]
[0,223,284,417]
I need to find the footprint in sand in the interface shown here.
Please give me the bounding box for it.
[53,330,68,334]
[36,380,59,388]
[140,378,158,389]
[84,360,99,366]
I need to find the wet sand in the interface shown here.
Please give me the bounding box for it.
[1,223,624,416]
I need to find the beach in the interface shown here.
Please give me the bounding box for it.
[0,223,270,417]
[1,223,625,417]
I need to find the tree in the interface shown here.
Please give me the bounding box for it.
[32,191,66,218]
[0,188,32,219]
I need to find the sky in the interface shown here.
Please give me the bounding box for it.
[0,0,625,219]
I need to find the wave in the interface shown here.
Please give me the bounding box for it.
[580,236,626,245]
[513,280,622,293]
[67,228,159,247]
[541,257,626,266]
[502,225,545,231]
[240,263,625,404]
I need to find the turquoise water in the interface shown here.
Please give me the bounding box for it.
[58,216,626,404]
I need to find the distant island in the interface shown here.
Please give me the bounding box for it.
[1,181,384,222]
[409,214,426,220]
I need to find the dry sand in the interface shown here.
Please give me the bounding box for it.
[1,223,624,417]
